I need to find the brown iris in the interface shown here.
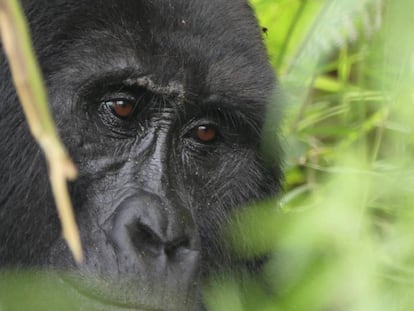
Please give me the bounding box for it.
[107,100,135,118]
[194,125,217,143]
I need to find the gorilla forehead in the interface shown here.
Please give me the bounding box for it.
[27,0,274,108]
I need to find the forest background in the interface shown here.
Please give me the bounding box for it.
[207,1,414,310]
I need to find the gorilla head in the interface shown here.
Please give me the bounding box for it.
[0,0,281,310]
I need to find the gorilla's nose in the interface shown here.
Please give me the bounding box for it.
[111,191,200,260]
[126,215,191,257]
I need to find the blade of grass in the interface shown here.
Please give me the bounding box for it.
[275,0,308,69]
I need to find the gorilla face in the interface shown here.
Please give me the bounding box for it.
[0,0,281,310]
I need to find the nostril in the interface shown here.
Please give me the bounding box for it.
[128,221,163,257]
[165,237,191,258]
[128,221,193,259]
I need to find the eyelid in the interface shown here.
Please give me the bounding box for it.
[182,119,219,134]
[100,92,137,103]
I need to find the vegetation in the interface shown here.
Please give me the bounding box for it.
[207,0,414,310]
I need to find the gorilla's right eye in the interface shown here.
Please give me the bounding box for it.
[105,99,135,119]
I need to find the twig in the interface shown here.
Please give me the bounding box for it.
[0,0,83,263]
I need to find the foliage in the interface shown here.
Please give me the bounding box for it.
[207,0,414,310]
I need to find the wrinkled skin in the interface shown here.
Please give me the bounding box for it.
[0,0,281,310]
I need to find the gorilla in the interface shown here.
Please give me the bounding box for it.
[0,0,281,310]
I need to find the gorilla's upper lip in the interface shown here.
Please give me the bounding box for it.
[58,273,164,311]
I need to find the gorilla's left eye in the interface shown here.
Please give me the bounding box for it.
[105,99,135,118]
[192,124,219,143]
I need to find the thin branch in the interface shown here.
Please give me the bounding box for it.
[0,0,83,263]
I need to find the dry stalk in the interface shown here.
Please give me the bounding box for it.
[0,0,83,262]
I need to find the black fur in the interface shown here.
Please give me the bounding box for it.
[0,0,281,310]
